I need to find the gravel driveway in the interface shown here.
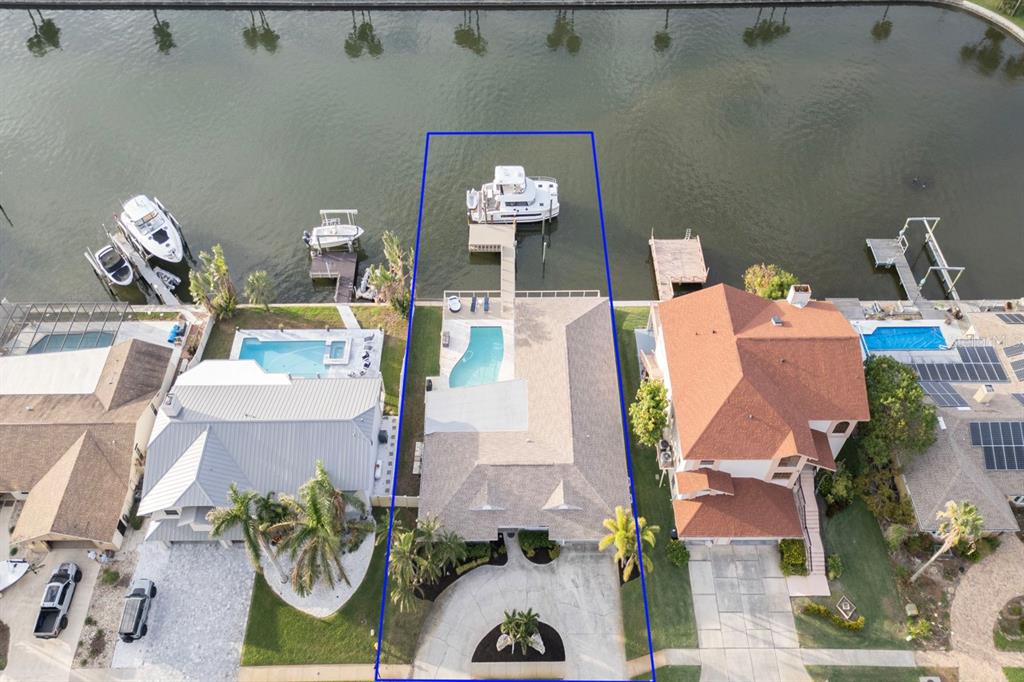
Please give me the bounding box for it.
[111,542,254,681]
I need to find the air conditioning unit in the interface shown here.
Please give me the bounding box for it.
[973,384,996,404]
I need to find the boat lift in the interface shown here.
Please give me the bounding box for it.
[867,217,965,303]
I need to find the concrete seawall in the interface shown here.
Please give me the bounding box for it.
[2,0,1022,45]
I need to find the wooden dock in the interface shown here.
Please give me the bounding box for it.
[867,237,925,303]
[649,233,709,301]
[310,251,357,303]
[468,223,516,253]
[109,231,181,306]
[867,217,964,305]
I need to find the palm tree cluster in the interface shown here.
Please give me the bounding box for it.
[742,8,791,48]
[345,11,384,59]
[499,608,541,656]
[207,461,374,597]
[960,27,1024,80]
[243,10,281,53]
[387,516,467,612]
[454,10,488,56]
[367,231,413,317]
[547,10,582,55]
[600,505,659,582]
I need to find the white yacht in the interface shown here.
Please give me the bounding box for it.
[116,195,184,264]
[466,166,559,224]
[303,209,365,252]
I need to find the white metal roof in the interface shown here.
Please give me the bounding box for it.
[0,346,110,395]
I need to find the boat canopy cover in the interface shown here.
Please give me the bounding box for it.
[494,166,526,187]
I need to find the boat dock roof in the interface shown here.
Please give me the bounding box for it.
[649,234,709,301]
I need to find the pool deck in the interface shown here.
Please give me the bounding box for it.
[229,327,384,378]
[438,294,515,387]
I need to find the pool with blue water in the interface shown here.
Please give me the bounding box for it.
[861,326,946,351]
[238,338,327,376]
[449,326,504,388]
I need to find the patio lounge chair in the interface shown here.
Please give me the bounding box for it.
[363,359,372,369]
[442,331,450,348]
[363,334,375,342]
[483,293,490,313]
[470,295,477,313]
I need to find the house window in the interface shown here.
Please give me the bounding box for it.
[778,455,801,468]
[833,421,851,434]
[771,472,792,481]
[116,519,128,535]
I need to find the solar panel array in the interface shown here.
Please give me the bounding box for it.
[1012,358,1024,382]
[1013,393,1024,407]
[912,346,1009,383]
[920,381,969,408]
[1005,343,1024,358]
[969,421,1024,470]
[996,313,1024,324]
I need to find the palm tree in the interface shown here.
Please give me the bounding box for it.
[345,11,364,58]
[910,500,985,582]
[27,10,60,57]
[871,6,893,41]
[243,10,260,51]
[599,505,659,581]
[565,10,582,55]
[454,10,487,56]
[654,9,671,53]
[256,11,280,54]
[152,10,176,54]
[367,231,412,317]
[388,526,422,612]
[207,484,287,582]
[500,608,541,655]
[960,27,1008,76]
[244,270,273,311]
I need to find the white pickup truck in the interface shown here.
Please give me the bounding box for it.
[33,562,82,639]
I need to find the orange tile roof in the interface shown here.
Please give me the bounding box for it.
[657,284,869,462]
[673,476,803,538]
[675,468,735,495]
[811,430,837,471]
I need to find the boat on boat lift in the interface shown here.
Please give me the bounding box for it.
[303,209,365,252]
[115,195,185,264]
[466,166,559,225]
[84,243,135,287]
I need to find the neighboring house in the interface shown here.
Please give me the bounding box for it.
[138,360,383,544]
[0,339,172,551]
[419,295,631,544]
[643,283,869,585]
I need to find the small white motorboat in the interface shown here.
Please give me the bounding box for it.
[303,209,365,252]
[0,559,30,593]
[116,195,184,264]
[152,266,182,290]
[85,243,134,287]
[467,166,559,224]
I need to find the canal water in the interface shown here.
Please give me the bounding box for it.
[1,7,1022,303]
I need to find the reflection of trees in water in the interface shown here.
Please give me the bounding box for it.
[152,9,176,54]
[345,10,383,58]
[547,9,581,54]
[742,7,790,47]
[954,27,1011,75]
[243,10,280,53]
[871,6,893,41]
[454,9,487,56]
[654,9,671,53]
[26,10,61,57]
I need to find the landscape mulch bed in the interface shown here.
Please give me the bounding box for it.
[523,546,556,565]
[471,622,565,663]
[416,541,507,602]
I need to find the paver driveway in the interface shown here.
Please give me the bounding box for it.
[412,542,628,679]
[111,542,254,681]
[689,544,810,682]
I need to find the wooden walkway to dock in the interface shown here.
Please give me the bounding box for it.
[867,217,964,306]
[867,237,925,303]
[649,233,709,301]
[310,251,357,303]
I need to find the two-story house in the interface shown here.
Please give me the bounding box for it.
[642,283,869,589]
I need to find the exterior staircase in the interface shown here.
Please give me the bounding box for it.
[787,467,830,596]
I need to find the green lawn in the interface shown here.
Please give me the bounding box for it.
[616,307,698,658]
[394,305,442,497]
[807,666,957,681]
[352,306,407,415]
[632,666,701,682]
[794,499,909,649]
[1005,668,1024,682]
[969,0,1024,29]
[203,305,342,360]
[996,628,1024,652]
[241,532,388,665]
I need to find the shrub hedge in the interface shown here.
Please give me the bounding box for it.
[802,602,866,631]
[779,539,809,576]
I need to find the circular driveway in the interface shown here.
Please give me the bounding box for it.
[412,544,627,680]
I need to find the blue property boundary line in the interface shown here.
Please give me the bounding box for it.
[373,130,658,682]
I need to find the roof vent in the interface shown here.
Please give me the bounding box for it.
[161,393,182,418]
[786,284,812,308]
[771,315,784,327]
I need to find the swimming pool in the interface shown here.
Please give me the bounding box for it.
[861,326,946,351]
[28,331,115,354]
[238,338,327,376]
[449,326,504,388]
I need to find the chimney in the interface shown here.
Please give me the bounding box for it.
[161,393,183,418]
[786,284,812,308]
